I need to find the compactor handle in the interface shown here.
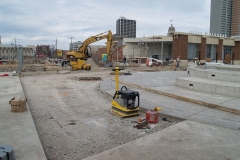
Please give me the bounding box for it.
[112,67,125,71]
[121,86,128,91]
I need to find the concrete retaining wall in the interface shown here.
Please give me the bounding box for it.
[176,77,240,98]
[188,67,240,83]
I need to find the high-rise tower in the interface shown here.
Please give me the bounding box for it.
[116,17,136,38]
[210,0,232,37]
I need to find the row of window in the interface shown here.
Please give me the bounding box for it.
[188,43,233,60]
[0,49,33,54]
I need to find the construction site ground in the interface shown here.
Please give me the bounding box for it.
[1,59,240,160]
[20,69,180,160]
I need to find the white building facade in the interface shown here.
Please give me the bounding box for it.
[0,44,36,60]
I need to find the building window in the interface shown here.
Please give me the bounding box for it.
[188,43,198,60]
[223,46,232,59]
[206,44,216,60]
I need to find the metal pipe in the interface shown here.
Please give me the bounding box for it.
[116,68,119,91]
[161,41,163,60]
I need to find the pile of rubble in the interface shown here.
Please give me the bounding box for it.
[0,66,17,72]
[23,56,46,64]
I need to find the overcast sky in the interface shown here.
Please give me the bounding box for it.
[0,0,210,50]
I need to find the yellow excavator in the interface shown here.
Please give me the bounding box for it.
[64,30,113,71]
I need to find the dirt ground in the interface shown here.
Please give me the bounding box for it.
[20,67,179,160]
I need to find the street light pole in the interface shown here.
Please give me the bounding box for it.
[138,41,144,66]
[117,44,118,63]
[18,45,23,74]
[161,41,163,61]
[68,37,74,51]
[11,43,14,59]
[132,47,135,59]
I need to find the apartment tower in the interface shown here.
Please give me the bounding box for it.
[116,17,136,38]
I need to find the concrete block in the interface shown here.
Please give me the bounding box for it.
[0,145,14,160]
[188,67,240,83]
[179,60,188,68]
[0,151,7,160]
[175,77,240,97]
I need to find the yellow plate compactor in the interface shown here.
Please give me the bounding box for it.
[111,67,139,117]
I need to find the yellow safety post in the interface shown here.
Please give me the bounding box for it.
[112,67,124,91]
[115,67,119,91]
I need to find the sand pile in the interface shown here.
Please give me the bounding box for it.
[85,58,101,68]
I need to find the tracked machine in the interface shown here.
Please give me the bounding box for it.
[64,30,113,71]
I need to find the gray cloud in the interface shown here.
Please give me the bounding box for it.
[0,0,210,49]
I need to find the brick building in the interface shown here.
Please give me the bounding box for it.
[171,32,240,65]
[92,46,123,62]
[36,45,51,57]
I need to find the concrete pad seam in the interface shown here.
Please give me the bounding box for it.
[196,113,240,124]
[15,138,40,151]
[185,108,210,119]
[143,144,240,152]
[186,118,240,131]
[219,97,238,105]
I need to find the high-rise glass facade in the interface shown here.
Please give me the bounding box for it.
[210,0,232,37]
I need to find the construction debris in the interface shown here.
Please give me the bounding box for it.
[79,77,102,81]
[133,120,150,130]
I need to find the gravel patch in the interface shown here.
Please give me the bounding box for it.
[20,70,178,160]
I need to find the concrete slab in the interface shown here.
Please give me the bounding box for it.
[188,114,240,130]
[220,97,240,110]
[115,71,240,115]
[0,74,46,160]
[83,120,240,160]
[101,76,240,129]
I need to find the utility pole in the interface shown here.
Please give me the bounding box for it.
[153,35,154,54]
[55,39,58,58]
[15,38,17,58]
[68,37,74,51]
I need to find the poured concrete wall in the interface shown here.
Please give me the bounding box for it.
[177,65,240,97]
[176,77,240,97]
[188,67,240,82]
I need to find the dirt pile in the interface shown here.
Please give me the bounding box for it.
[86,58,102,68]
[23,56,46,64]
